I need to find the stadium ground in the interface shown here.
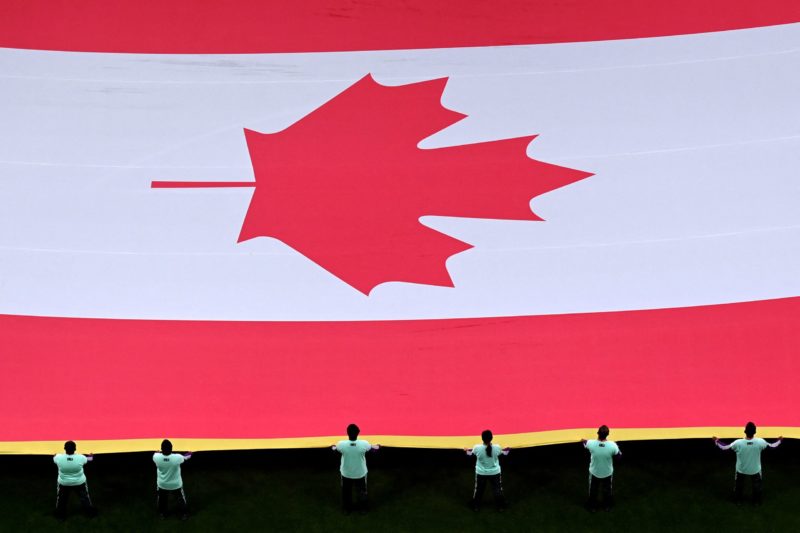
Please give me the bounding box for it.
[2,438,798,532]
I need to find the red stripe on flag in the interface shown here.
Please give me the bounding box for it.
[2,1,799,54]
[1,298,798,442]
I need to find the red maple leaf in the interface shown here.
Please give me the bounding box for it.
[154,74,592,294]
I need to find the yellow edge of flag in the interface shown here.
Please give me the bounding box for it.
[1,427,796,455]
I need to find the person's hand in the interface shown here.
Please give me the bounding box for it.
[778,436,784,440]
[183,452,193,459]
[502,447,511,452]
[580,439,587,445]
[463,447,470,452]
[371,444,380,451]
[711,436,718,442]
[331,444,337,451]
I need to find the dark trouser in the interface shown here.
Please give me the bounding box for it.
[55,482,96,518]
[587,474,614,510]
[157,487,188,517]
[472,473,506,509]
[341,475,368,512]
[734,472,763,503]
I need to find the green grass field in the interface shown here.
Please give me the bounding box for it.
[3,439,798,532]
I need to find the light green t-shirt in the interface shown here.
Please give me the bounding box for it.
[53,453,88,486]
[153,452,185,490]
[731,438,768,475]
[586,440,619,478]
[336,439,371,479]
[472,444,502,475]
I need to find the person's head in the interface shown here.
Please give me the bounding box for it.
[597,425,610,440]
[161,439,173,455]
[64,441,76,455]
[346,424,360,441]
[481,429,494,457]
[744,421,757,438]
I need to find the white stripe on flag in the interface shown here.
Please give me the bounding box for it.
[1,24,799,320]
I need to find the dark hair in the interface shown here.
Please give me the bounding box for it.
[64,441,76,454]
[745,421,757,437]
[598,425,610,440]
[161,439,173,454]
[347,424,360,441]
[482,429,493,457]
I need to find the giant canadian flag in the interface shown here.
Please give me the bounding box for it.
[1,1,799,453]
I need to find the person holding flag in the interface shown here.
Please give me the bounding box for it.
[153,439,192,520]
[332,423,379,513]
[53,440,97,520]
[581,425,621,512]
[465,429,510,511]
[713,422,782,504]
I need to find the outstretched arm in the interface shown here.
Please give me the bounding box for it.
[712,437,732,450]
[768,436,784,448]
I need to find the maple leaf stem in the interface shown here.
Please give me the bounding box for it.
[151,181,255,188]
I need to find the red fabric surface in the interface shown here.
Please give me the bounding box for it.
[2,0,799,53]
[1,298,797,441]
